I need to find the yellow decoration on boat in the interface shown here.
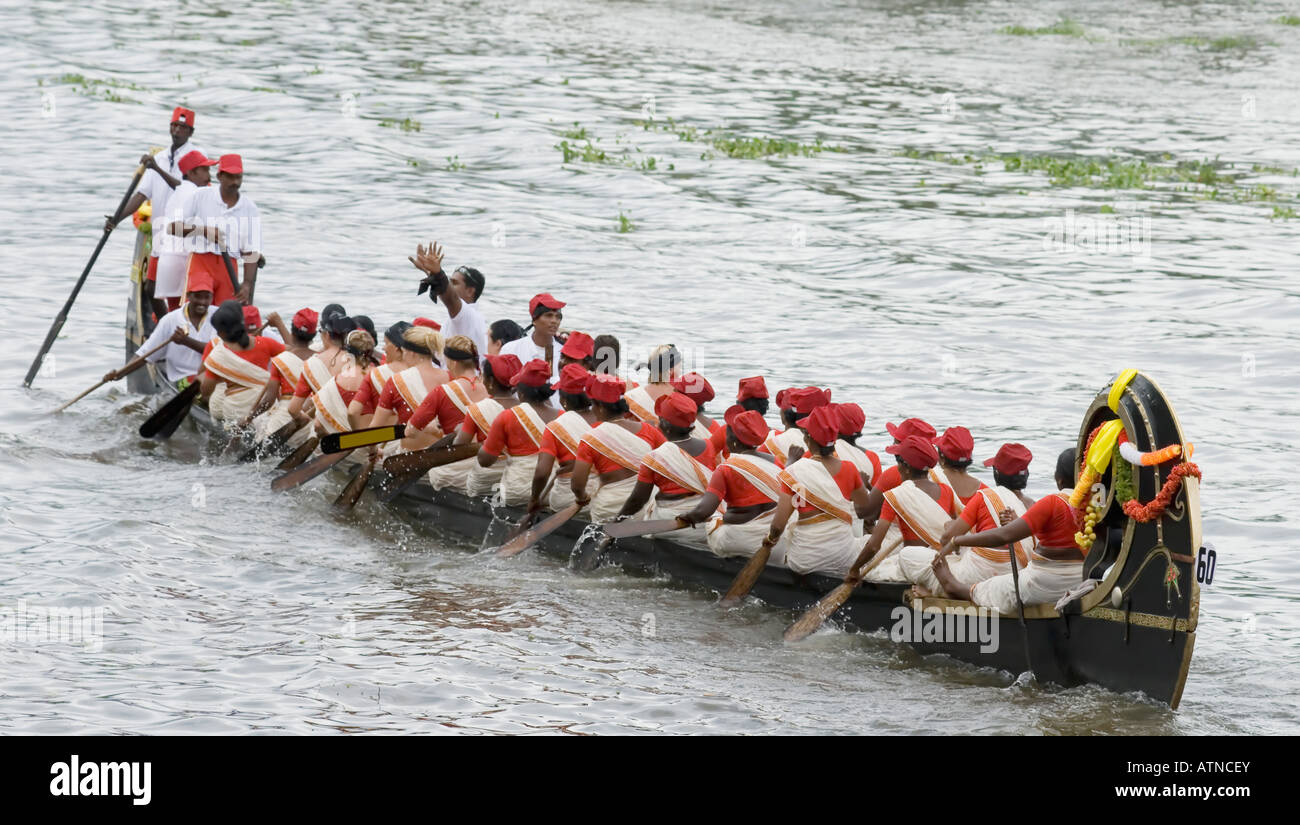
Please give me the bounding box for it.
[1107,368,1139,412]
[1086,419,1124,474]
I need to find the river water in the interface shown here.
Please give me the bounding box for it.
[1,0,1298,734]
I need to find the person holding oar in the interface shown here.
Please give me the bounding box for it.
[761,386,833,467]
[178,154,261,305]
[833,403,882,489]
[625,344,681,424]
[857,417,938,520]
[528,363,597,515]
[401,335,485,453]
[707,376,771,457]
[855,435,955,586]
[102,273,216,393]
[105,106,205,323]
[474,359,560,506]
[287,308,353,428]
[929,426,985,514]
[198,300,285,428]
[424,353,520,494]
[569,374,666,523]
[235,307,318,449]
[364,325,447,443]
[672,372,723,443]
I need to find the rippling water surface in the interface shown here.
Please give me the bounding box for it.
[2,0,1298,734]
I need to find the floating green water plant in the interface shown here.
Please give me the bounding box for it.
[52,73,144,104]
[445,155,465,171]
[380,117,421,132]
[616,212,634,233]
[1277,15,1300,26]
[999,18,1085,37]
[635,117,843,159]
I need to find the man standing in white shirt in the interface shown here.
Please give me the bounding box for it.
[157,150,218,312]
[410,241,488,365]
[180,154,262,306]
[499,293,566,385]
[105,271,217,390]
[105,106,204,321]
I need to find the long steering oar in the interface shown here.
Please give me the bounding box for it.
[1008,544,1034,680]
[497,502,581,558]
[782,542,896,643]
[138,382,200,439]
[50,338,171,413]
[219,250,242,300]
[377,442,479,502]
[26,149,160,388]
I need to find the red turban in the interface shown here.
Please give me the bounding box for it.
[560,331,594,360]
[555,362,591,394]
[727,408,769,448]
[413,317,441,331]
[934,426,974,462]
[292,308,318,335]
[242,305,261,331]
[586,373,626,405]
[985,443,1032,475]
[655,392,698,428]
[737,376,768,401]
[485,354,522,386]
[788,386,833,415]
[886,435,939,470]
[672,372,714,406]
[512,358,552,388]
[186,270,214,295]
[803,406,841,447]
[836,403,865,436]
[885,417,936,442]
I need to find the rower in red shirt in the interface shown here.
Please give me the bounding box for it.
[529,363,599,514]
[570,373,666,523]
[710,375,772,457]
[427,354,521,495]
[931,425,986,515]
[760,386,832,467]
[199,300,285,426]
[366,325,447,433]
[860,416,937,520]
[615,392,720,540]
[833,402,882,489]
[402,334,485,452]
[672,371,723,444]
[477,359,560,506]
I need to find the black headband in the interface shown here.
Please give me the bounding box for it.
[402,339,432,357]
[444,346,475,362]
[385,322,412,348]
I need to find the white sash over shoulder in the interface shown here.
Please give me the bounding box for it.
[725,454,782,502]
[625,386,659,424]
[392,366,431,411]
[369,363,395,394]
[510,404,547,449]
[547,410,592,457]
[203,339,269,391]
[779,458,853,523]
[883,481,951,549]
[582,422,653,472]
[270,351,304,392]
[642,442,712,494]
[974,486,1032,565]
[465,398,504,438]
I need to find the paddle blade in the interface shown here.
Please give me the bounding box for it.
[321,424,405,454]
[271,447,350,493]
[602,517,683,539]
[276,435,319,471]
[498,503,580,557]
[571,534,614,572]
[139,382,200,439]
[783,583,856,643]
[332,458,376,512]
[719,542,773,607]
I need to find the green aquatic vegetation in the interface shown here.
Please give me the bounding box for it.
[407,159,420,168]
[560,122,590,141]
[445,155,465,171]
[636,117,843,158]
[1271,206,1297,220]
[999,18,1086,37]
[556,139,609,164]
[616,212,634,233]
[53,73,144,103]
[250,86,284,93]
[1099,204,1116,214]
[1208,35,1259,50]
[1277,15,1300,26]
[380,117,421,132]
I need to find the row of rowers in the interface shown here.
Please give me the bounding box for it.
[158,279,1088,616]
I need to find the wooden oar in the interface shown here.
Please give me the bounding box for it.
[26,149,160,388]
[496,503,580,557]
[51,339,173,414]
[240,419,300,463]
[571,533,615,572]
[321,424,405,454]
[720,539,775,607]
[782,544,895,643]
[1007,545,1034,679]
[332,452,378,512]
[602,517,685,539]
[138,382,200,439]
[271,448,353,492]
[377,442,479,502]
[277,435,320,471]
[219,249,242,300]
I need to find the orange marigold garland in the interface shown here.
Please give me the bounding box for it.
[1121,461,1201,522]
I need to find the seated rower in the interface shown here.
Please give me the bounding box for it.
[932,448,1083,614]
[762,386,832,467]
[286,308,353,429]
[860,417,937,520]
[615,392,720,542]
[672,371,722,442]
[529,363,598,514]
[834,402,882,489]
[350,321,408,427]
[763,406,873,578]
[676,407,791,565]
[364,325,448,441]
[851,435,955,585]
[708,375,770,458]
[475,359,559,506]
[433,354,520,494]
[199,300,286,428]
[930,426,985,514]
[570,374,666,523]
[308,328,374,439]
[106,274,216,392]
[920,443,1037,597]
[558,331,595,370]
[237,307,317,444]
[626,343,682,424]
[402,335,485,452]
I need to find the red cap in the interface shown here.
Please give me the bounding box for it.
[242,305,261,330]
[413,317,441,331]
[586,373,626,405]
[727,408,769,448]
[886,417,936,442]
[886,435,939,470]
[556,362,591,394]
[836,403,866,437]
[512,358,552,388]
[485,354,522,386]
[186,270,214,295]
[788,386,833,415]
[529,293,565,318]
[171,106,196,126]
[560,331,594,360]
[672,372,715,407]
[934,426,974,462]
[655,392,698,428]
[803,406,841,447]
[775,388,792,409]
[737,376,768,401]
[217,154,243,174]
[292,308,318,335]
[178,150,217,174]
[984,443,1033,475]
